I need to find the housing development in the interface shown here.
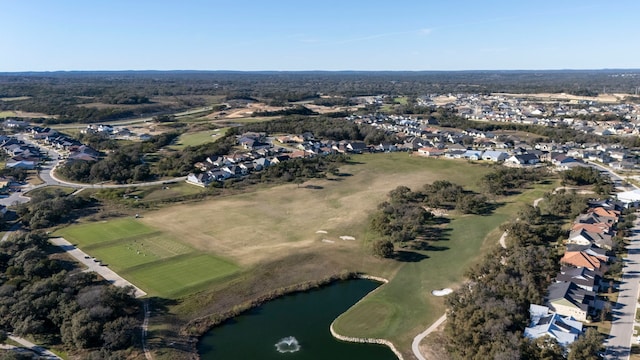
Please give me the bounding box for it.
[1,71,640,360]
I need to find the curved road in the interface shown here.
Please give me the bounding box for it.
[13,134,187,198]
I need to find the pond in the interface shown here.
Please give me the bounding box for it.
[198,279,398,359]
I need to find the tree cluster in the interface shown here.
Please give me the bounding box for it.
[0,233,139,355]
[239,116,397,144]
[560,167,613,195]
[57,132,181,183]
[422,180,490,214]
[369,181,494,257]
[252,105,318,117]
[479,167,548,196]
[15,189,91,229]
[370,186,435,246]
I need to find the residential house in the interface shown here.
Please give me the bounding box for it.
[506,153,540,166]
[462,150,483,160]
[524,304,583,347]
[417,147,445,157]
[346,141,368,153]
[186,172,215,187]
[560,251,608,271]
[556,266,601,292]
[253,157,270,171]
[5,160,35,170]
[567,228,613,250]
[481,150,509,162]
[545,282,598,322]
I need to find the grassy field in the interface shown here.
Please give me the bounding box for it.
[55,153,558,358]
[54,218,240,298]
[0,111,16,118]
[331,183,554,353]
[170,129,227,149]
[25,185,76,197]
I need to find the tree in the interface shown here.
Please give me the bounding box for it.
[372,239,394,258]
[0,329,6,343]
[567,328,604,360]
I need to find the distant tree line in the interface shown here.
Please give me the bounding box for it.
[0,233,140,356]
[252,105,318,117]
[3,70,638,124]
[240,116,397,144]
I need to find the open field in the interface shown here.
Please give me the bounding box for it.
[122,182,205,203]
[0,110,55,118]
[141,153,496,267]
[56,153,558,358]
[138,153,557,358]
[169,128,228,149]
[54,218,239,298]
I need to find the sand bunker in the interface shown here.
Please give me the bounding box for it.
[340,236,355,241]
[322,239,335,244]
[316,230,328,234]
[431,288,453,296]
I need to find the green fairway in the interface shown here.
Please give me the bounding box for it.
[0,111,16,118]
[170,129,225,149]
[56,218,157,246]
[332,179,557,354]
[54,217,239,298]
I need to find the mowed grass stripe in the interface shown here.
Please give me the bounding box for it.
[122,253,239,298]
[55,218,156,247]
[85,235,194,272]
[81,231,164,251]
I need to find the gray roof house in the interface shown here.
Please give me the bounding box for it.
[186,172,215,187]
[545,282,598,322]
[462,150,483,160]
[524,304,583,347]
[556,266,601,292]
[481,150,509,162]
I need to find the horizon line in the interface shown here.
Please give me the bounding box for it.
[1,68,640,74]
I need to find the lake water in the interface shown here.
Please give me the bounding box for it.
[198,279,398,360]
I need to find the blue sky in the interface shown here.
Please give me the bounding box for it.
[2,0,639,71]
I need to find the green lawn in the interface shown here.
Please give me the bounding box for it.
[394,96,409,105]
[54,217,240,298]
[332,175,558,354]
[25,185,76,197]
[170,130,224,149]
[56,218,157,246]
[122,254,238,298]
[0,111,16,118]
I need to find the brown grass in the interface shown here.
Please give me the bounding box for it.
[141,154,485,268]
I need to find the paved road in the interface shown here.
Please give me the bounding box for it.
[7,334,61,359]
[49,237,147,298]
[604,217,640,360]
[14,133,186,192]
[412,314,447,360]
